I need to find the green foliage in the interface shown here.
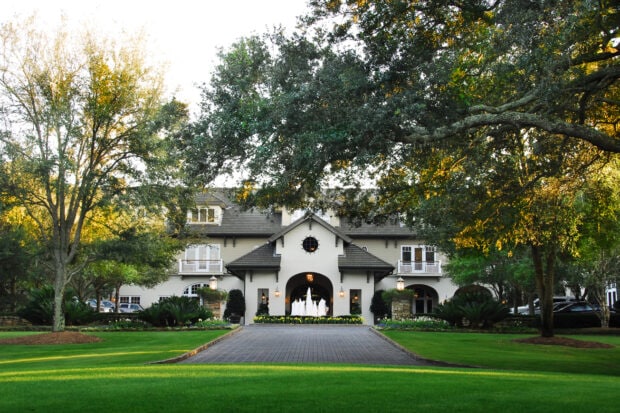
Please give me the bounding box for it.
[370,289,391,320]
[17,285,95,325]
[378,316,451,330]
[255,303,269,316]
[197,287,228,302]
[381,288,416,305]
[138,296,212,327]
[0,18,188,332]
[253,315,363,324]
[223,289,246,322]
[434,292,510,329]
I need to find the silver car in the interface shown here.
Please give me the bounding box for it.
[119,303,144,313]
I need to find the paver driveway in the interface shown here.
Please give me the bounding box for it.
[179,325,434,365]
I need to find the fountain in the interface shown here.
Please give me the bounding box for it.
[290,287,327,317]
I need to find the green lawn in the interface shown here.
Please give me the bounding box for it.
[1,330,618,412]
[382,330,620,375]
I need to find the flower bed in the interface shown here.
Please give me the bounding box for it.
[253,315,363,324]
[376,316,452,330]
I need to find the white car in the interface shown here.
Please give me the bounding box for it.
[119,303,144,313]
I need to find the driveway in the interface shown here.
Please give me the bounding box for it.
[178,325,436,366]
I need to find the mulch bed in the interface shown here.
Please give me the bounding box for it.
[513,336,614,348]
[0,332,102,345]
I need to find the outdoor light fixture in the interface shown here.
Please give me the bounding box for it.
[209,275,218,290]
[274,286,281,297]
[396,277,405,291]
[306,273,314,283]
[339,286,345,297]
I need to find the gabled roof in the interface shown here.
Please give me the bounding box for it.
[340,217,417,238]
[267,212,352,244]
[338,244,394,271]
[226,243,281,271]
[190,206,282,237]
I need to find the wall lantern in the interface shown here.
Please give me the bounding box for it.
[274,286,281,297]
[339,286,345,298]
[209,275,218,291]
[396,277,405,291]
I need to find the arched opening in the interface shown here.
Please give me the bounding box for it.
[406,284,439,314]
[285,272,333,316]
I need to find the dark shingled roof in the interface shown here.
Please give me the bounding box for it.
[190,207,282,237]
[226,243,281,271]
[339,217,417,238]
[338,244,394,271]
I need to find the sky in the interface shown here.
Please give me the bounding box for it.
[3,0,310,114]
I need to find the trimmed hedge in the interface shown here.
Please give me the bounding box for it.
[253,315,363,324]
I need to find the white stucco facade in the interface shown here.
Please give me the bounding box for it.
[118,191,461,325]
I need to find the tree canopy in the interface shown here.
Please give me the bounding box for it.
[187,0,619,206]
[186,0,619,336]
[0,17,188,331]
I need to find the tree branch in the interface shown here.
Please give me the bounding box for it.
[402,112,620,152]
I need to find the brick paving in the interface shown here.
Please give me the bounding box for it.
[179,325,435,365]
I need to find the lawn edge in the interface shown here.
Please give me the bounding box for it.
[148,326,242,364]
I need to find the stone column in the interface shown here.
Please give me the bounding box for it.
[391,298,412,321]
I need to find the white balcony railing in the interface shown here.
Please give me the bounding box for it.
[178,259,223,275]
[397,260,442,275]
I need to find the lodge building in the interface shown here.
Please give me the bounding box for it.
[118,191,461,324]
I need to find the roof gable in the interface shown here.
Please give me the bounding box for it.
[268,212,352,244]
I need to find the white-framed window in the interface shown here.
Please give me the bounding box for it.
[119,296,141,304]
[188,206,221,224]
[183,283,208,297]
[401,245,436,263]
[399,245,441,274]
[185,244,221,269]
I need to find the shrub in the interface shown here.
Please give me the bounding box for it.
[18,285,96,325]
[370,290,391,321]
[378,316,451,330]
[433,292,509,329]
[139,296,212,327]
[253,315,363,324]
[256,303,269,316]
[224,289,245,323]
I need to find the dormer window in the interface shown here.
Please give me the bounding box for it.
[188,206,221,224]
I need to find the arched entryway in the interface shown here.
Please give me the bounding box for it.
[406,284,439,314]
[285,272,333,316]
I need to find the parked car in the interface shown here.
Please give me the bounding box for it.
[553,301,595,313]
[515,296,575,315]
[119,303,144,313]
[86,299,114,313]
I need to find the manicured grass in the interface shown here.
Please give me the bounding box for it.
[382,331,620,376]
[0,330,619,412]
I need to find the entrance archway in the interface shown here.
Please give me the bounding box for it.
[406,284,439,314]
[285,272,333,316]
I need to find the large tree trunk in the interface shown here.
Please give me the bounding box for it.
[52,266,66,332]
[531,244,555,337]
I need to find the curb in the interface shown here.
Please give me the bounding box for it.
[148,326,243,364]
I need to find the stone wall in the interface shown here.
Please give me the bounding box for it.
[391,298,412,320]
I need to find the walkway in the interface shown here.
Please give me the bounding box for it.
[178,325,435,366]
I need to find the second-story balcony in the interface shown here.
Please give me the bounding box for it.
[397,260,442,276]
[178,259,224,275]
